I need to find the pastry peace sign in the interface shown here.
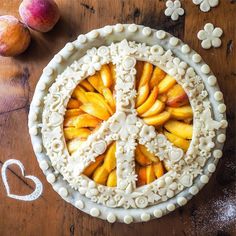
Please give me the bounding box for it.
[42,39,198,209]
[65,49,190,192]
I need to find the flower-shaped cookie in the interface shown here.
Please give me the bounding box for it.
[192,0,219,12]
[197,23,223,49]
[164,0,184,21]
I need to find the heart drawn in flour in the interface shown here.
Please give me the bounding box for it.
[1,159,43,201]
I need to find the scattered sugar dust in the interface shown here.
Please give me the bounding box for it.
[188,183,236,235]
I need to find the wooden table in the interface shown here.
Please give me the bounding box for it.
[0,1,235,235]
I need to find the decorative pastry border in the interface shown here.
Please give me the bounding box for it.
[28,24,227,223]
[40,40,221,209]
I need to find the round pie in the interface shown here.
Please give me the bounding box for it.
[28,24,227,223]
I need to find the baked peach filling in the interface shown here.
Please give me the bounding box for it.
[63,62,193,187]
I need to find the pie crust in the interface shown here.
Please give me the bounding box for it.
[28,24,227,223]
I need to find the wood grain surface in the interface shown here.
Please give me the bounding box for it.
[0,1,235,235]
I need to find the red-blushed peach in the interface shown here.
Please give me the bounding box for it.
[19,0,60,33]
[166,84,189,107]
[0,15,31,57]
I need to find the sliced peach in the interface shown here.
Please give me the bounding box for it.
[156,126,164,134]
[64,114,100,128]
[136,83,149,107]
[83,155,105,177]
[64,127,91,140]
[92,165,109,185]
[137,86,158,115]
[138,62,153,88]
[88,73,105,93]
[135,163,140,173]
[143,111,171,126]
[157,75,176,94]
[164,120,193,139]
[146,164,156,184]
[67,98,81,109]
[164,130,190,152]
[67,138,85,154]
[85,92,113,115]
[100,64,113,88]
[80,103,110,120]
[65,108,83,118]
[141,100,165,118]
[135,145,152,166]
[137,166,147,186]
[135,61,144,88]
[80,80,95,92]
[109,63,116,81]
[166,84,188,107]
[149,66,166,89]
[76,116,100,129]
[107,169,117,187]
[163,161,171,172]
[153,162,165,178]
[102,88,116,111]
[91,125,101,134]
[183,118,193,124]
[158,94,168,103]
[167,105,193,120]
[72,85,88,104]
[103,142,116,172]
[139,144,159,162]
[64,116,77,127]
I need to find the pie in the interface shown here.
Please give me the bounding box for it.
[28,24,227,223]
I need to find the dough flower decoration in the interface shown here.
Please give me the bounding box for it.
[199,136,215,152]
[164,0,185,21]
[110,112,139,140]
[136,43,151,57]
[192,0,219,12]
[166,57,187,77]
[118,39,137,56]
[197,23,223,49]
[149,47,173,66]
[139,125,156,143]
[83,54,101,75]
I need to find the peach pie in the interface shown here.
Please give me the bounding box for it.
[29,24,227,223]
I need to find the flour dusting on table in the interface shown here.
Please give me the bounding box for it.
[190,184,236,234]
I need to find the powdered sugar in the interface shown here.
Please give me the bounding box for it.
[189,184,236,234]
[216,201,236,222]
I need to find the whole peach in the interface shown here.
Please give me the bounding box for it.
[0,15,31,57]
[19,0,60,33]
